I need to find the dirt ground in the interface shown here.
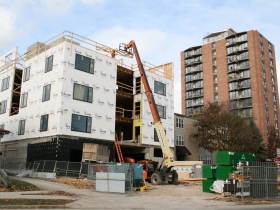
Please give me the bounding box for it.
[50,177,280,206]
[2,176,280,209]
[51,177,94,189]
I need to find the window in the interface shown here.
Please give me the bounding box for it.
[71,114,92,133]
[40,114,49,132]
[186,67,192,73]
[241,98,252,107]
[42,84,51,102]
[239,51,248,60]
[1,77,10,91]
[241,108,252,117]
[176,118,184,128]
[195,48,202,55]
[238,34,247,42]
[214,77,217,83]
[214,86,218,92]
[239,43,248,50]
[73,83,93,103]
[194,97,203,105]
[187,99,192,107]
[23,66,31,82]
[176,135,184,146]
[186,83,192,90]
[241,89,251,97]
[20,92,28,108]
[45,55,53,73]
[240,70,250,78]
[214,95,218,102]
[154,128,166,142]
[194,80,203,88]
[156,105,166,119]
[0,100,7,114]
[186,91,192,98]
[212,52,216,58]
[230,91,239,100]
[195,64,202,71]
[75,54,94,74]
[239,60,249,69]
[18,120,25,135]
[154,81,166,96]
[0,124,4,129]
[228,64,237,72]
[186,75,193,82]
[186,107,193,115]
[240,79,250,88]
[199,155,212,165]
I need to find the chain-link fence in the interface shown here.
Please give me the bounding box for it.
[224,162,280,201]
[4,160,90,180]
[4,161,135,193]
[4,162,39,177]
[88,163,134,192]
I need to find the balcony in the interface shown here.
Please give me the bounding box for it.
[228,65,249,73]
[226,40,237,47]
[193,92,204,98]
[192,76,203,81]
[186,68,203,75]
[185,49,202,58]
[185,59,202,67]
[228,74,250,82]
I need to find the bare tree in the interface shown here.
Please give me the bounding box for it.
[267,125,280,159]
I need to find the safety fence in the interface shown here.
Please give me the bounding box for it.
[4,160,90,180]
[224,162,280,201]
[88,163,134,193]
[3,161,135,192]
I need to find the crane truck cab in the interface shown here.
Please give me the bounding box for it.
[138,159,178,185]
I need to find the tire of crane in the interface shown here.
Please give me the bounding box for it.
[170,178,178,185]
[150,173,162,185]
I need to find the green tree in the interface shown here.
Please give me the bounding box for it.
[191,102,264,155]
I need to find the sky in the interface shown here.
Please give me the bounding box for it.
[0,0,280,114]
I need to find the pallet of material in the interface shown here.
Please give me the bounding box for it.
[82,143,110,162]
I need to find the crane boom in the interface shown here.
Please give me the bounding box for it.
[125,40,174,167]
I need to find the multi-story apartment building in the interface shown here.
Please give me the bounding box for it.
[174,113,212,164]
[0,31,174,166]
[181,28,279,142]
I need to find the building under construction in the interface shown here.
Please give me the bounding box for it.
[0,31,175,167]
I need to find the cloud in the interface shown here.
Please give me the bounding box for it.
[39,0,105,15]
[0,7,20,53]
[91,26,166,57]
[39,0,76,15]
[80,0,105,5]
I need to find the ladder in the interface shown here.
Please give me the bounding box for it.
[115,134,124,163]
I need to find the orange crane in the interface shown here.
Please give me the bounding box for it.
[118,41,203,185]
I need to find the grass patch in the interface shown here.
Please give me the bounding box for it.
[22,191,74,196]
[0,179,39,192]
[0,199,73,205]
